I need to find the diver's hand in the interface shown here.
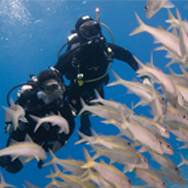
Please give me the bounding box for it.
[142,77,151,86]
[38,159,43,169]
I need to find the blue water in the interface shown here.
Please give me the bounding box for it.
[0,0,188,187]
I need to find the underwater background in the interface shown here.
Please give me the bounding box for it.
[0,0,188,187]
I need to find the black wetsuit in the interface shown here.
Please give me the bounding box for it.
[0,85,75,174]
[54,40,139,113]
[54,37,139,137]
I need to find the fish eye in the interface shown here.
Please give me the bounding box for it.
[167,144,170,148]
[159,141,162,145]
[144,5,148,10]
[127,142,131,145]
[183,115,186,119]
[163,182,165,186]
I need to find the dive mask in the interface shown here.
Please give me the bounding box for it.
[79,20,101,40]
[37,79,65,104]
[43,79,60,94]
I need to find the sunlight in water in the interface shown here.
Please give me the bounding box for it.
[0,0,32,26]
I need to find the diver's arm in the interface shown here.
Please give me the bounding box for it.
[54,51,72,75]
[107,43,139,71]
[107,43,150,84]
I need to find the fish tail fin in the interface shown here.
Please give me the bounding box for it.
[178,143,188,149]
[0,170,16,188]
[2,106,15,119]
[0,171,8,187]
[177,153,188,167]
[107,70,124,87]
[129,12,146,36]
[165,59,176,67]
[166,9,176,23]
[2,105,10,113]
[74,130,91,145]
[81,148,94,168]
[46,164,60,179]
[176,8,182,23]
[166,9,177,31]
[78,98,88,116]
[43,149,58,167]
[29,114,42,132]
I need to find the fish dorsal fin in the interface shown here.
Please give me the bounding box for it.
[57,111,61,116]
[157,25,165,31]
[100,159,107,165]
[49,111,55,116]
[150,51,155,68]
[83,148,93,164]
[172,28,178,37]
[9,139,18,146]
[25,134,33,143]
[10,98,15,107]
[91,128,99,138]
[163,0,175,9]
[94,89,102,100]
[167,9,176,21]
[67,155,74,160]
[131,77,139,83]
[48,149,57,160]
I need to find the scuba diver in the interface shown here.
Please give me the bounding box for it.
[54,8,150,137]
[1,68,75,174]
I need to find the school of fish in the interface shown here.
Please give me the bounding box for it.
[1,0,188,187]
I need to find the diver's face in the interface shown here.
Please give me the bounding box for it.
[41,79,64,104]
[79,20,100,39]
[43,79,60,94]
